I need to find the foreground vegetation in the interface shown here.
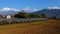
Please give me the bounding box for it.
[0,19,60,34]
[0,21,45,29]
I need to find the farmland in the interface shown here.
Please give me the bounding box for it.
[0,19,60,34]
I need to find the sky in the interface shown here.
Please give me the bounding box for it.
[0,0,60,10]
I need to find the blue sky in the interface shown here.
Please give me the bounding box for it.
[0,0,60,10]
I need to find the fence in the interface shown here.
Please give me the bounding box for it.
[0,18,47,25]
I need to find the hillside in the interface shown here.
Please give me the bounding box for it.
[30,9,60,19]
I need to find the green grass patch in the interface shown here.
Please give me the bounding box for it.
[0,23,28,29]
[28,21,45,25]
[0,21,45,29]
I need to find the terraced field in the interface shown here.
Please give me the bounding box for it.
[0,19,60,34]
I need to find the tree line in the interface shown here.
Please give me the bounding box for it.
[0,11,57,25]
[14,12,46,18]
[14,11,57,19]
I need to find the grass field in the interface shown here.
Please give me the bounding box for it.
[0,19,60,34]
[0,21,45,29]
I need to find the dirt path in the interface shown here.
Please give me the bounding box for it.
[0,19,60,34]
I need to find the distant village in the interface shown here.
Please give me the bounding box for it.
[0,15,14,19]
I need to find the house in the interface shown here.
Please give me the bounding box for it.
[0,15,6,19]
[0,15,3,19]
[6,15,12,19]
[6,15,14,19]
[6,15,14,23]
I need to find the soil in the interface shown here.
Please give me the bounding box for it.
[0,19,60,34]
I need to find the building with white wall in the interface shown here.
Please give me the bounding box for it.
[6,15,11,19]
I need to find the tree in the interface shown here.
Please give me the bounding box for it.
[29,14,41,18]
[14,12,30,18]
[40,14,46,18]
[51,16,56,19]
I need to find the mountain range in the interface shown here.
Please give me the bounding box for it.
[0,7,38,16]
[30,9,60,19]
[0,7,60,19]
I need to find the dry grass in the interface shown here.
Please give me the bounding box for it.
[0,19,60,34]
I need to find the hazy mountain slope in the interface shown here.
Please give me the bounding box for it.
[30,9,60,19]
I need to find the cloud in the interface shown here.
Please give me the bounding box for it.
[48,6,60,9]
[22,7,39,12]
[1,7,20,11]
[0,7,39,12]
[2,7,11,11]
[53,6,60,9]
[33,8,39,11]
[22,7,32,12]
[48,7,52,9]
[23,7,30,11]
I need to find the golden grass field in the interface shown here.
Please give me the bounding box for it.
[0,19,60,34]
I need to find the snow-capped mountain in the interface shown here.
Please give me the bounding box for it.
[0,7,39,16]
[0,7,20,16]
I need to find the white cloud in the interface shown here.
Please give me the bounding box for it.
[11,8,20,11]
[33,9,39,11]
[53,6,60,9]
[1,7,20,11]
[2,7,11,11]
[23,7,30,11]
[22,7,31,12]
[48,6,60,9]
[0,7,39,12]
[22,7,39,12]
[48,7,52,9]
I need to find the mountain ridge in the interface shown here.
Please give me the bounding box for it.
[30,9,60,19]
